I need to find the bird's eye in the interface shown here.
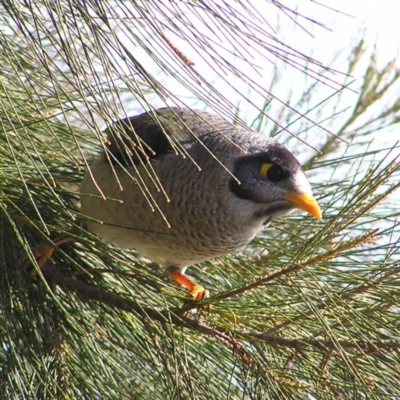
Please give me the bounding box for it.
[260,163,285,182]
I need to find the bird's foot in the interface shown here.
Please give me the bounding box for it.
[168,267,211,313]
[20,242,55,277]
[19,235,73,277]
[189,283,210,301]
[187,284,211,314]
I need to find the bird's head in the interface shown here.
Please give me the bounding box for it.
[229,140,321,224]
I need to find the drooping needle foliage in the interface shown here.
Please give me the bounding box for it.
[0,1,399,399]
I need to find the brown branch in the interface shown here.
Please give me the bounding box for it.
[246,331,399,353]
[40,264,399,361]
[177,228,379,315]
[266,260,397,335]
[42,265,169,320]
[41,265,254,368]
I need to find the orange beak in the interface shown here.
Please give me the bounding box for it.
[286,191,322,220]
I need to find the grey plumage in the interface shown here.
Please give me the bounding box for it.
[80,108,321,298]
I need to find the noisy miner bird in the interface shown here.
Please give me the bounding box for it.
[80,108,321,300]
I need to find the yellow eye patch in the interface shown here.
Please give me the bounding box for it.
[260,163,273,178]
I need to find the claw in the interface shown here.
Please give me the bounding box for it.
[168,266,211,311]
[189,283,210,301]
[19,235,73,277]
[188,283,211,313]
[19,242,55,277]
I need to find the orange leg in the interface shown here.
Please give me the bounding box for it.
[168,266,209,300]
[29,243,55,275]
[20,235,73,276]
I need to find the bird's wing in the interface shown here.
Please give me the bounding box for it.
[105,108,233,166]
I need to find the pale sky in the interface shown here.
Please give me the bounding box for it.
[139,0,400,115]
[114,0,399,145]
[300,0,399,65]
